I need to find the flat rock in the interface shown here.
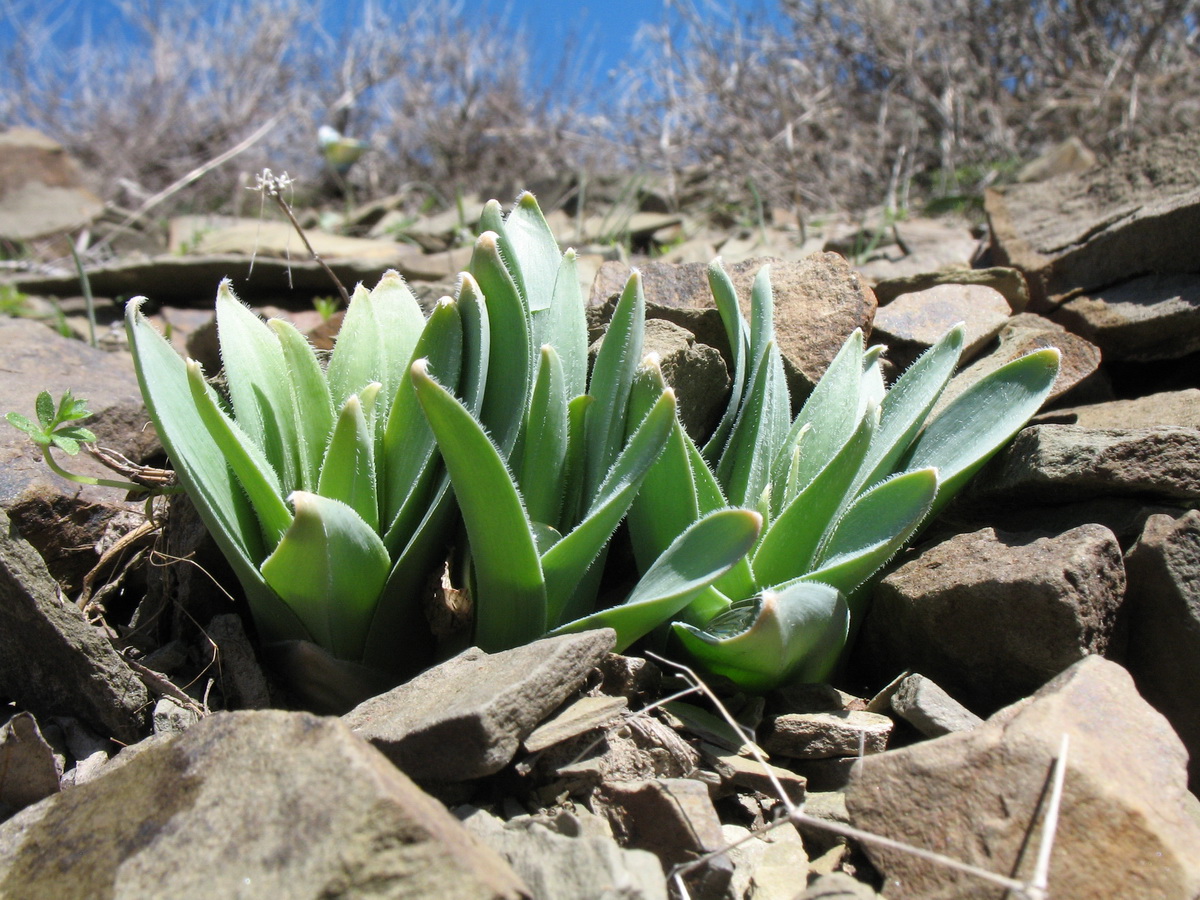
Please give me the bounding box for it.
[871,266,1029,311]
[844,656,1200,899]
[871,283,1010,369]
[1124,510,1200,791]
[0,128,104,241]
[861,524,1125,712]
[985,132,1200,307]
[590,253,876,402]
[0,316,155,586]
[970,424,1200,506]
[462,806,667,900]
[0,710,527,899]
[1038,389,1200,430]
[343,630,616,782]
[0,509,149,742]
[1050,272,1200,361]
[762,711,892,759]
[890,674,983,737]
[721,822,809,900]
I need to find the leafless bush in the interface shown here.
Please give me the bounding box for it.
[616,0,1200,215]
[0,0,606,217]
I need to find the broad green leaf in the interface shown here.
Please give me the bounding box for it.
[470,231,533,455]
[504,191,560,312]
[380,298,463,544]
[717,340,787,508]
[126,299,307,644]
[702,260,750,462]
[456,273,490,415]
[518,346,569,527]
[674,581,849,691]
[366,270,426,428]
[317,386,381,533]
[537,249,589,398]
[260,491,390,661]
[326,282,380,408]
[853,325,963,493]
[904,348,1061,516]
[477,198,505,239]
[752,405,878,588]
[411,359,547,650]
[541,389,676,626]
[585,271,645,499]
[35,390,54,429]
[215,281,299,490]
[268,318,334,492]
[552,509,762,650]
[186,358,293,548]
[806,466,938,597]
[558,394,593,532]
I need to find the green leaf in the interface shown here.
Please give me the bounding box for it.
[55,391,91,423]
[585,270,645,499]
[365,270,427,429]
[35,390,53,429]
[268,318,334,492]
[806,466,938,598]
[186,358,293,548]
[260,491,390,661]
[538,249,589,399]
[541,388,676,626]
[702,260,750,462]
[215,281,300,491]
[717,339,788,508]
[477,198,505,238]
[470,231,533,456]
[904,348,1061,516]
[552,508,762,650]
[674,581,849,691]
[518,346,569,527]
[411,358,547,651]
[126,298,308,645]
[50,433,80,454]
[5,412,41,440]
[317,386,381,533]
[455,273,490,415]
[504,191,560,313]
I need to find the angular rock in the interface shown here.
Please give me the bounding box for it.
[641,318,730,442]
[343,630,616,782]
[862,525,1125,712]
[597,778,732,900]
[985,132,1200,306]
[721,823,809,900]
[0,509,149,742]
[206,613,271,710]
[462,806,667,900]
[590,254,876,401]
[0,316,156,588]
[1124,510,1200,791]
[1015,136,1097,183]
[844,656,1200,899]
[540,711,700,788]
[871,266,1029,311]
[152,697,201,735]
[871,283,1010,369]
[1040,389,1200,430]
[971,424,1200,506]
[763,711,892,760]
[1051,272,1200,361]
[0,127,103,242]
[0,713,60,817]
[0,710,527,899]
[792,791,850,857]
[931,313,1101,415]
[699,743,807,805]
[890,674,983,737]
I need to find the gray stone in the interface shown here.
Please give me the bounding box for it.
[0,509,149,742]
[871,283,1010,369]
[1015,136,1097,183]
[343,629,616,782]
[721,822,809,900]
[1051,272,1200,361]
[0,128,103,241]
[641,318,730,442]
[763,711,892,760]
[597,778,732,900]
[0,710,527,899]
[0,713,60,816]
[151,697,201,735]
[890,674,983,737]
[844,656,1200,899]
[792,791,850,857]
[462,806,667,900]
[590,254,876,403]
[971,424,1200,506]
[1040,389,1200,430]
[871,266,1029,311]
[985,132,1200,307]
[698,742,807,805]
[1124,510,1200,792]
[522,695,628,754]
[206,613,272,709]
[0,316,156,589]
[863,524,1125,712]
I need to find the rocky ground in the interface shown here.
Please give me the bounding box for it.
[1,128,1199,899]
